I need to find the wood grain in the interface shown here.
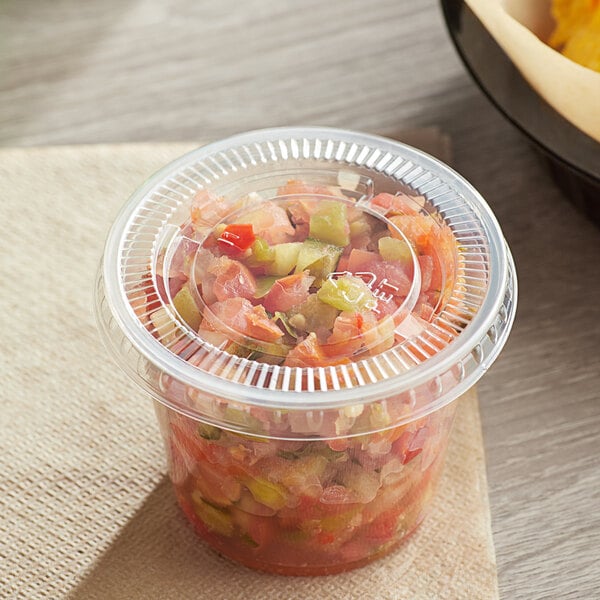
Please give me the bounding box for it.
[1,1,599,598]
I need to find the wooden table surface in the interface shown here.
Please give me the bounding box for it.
[2,1,599,598]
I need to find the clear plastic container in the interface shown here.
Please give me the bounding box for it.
[95,127,517,575]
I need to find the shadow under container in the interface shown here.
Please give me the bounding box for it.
[95,127,517,575]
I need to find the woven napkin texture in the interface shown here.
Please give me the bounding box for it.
[0,138,499,600]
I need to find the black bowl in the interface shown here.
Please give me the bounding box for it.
[441,0,600,226]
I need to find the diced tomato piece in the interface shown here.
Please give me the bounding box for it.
[245,514,277,547]
[171,422,209,466]
[237,205,295,245]
[418,254,433,293]
[284,333,349,368]
[339,539,371,563]
[286,201,312,238]
[169,276,187,299]
[336,255,350,272]
[391,430,412,463]
[371,193,397,213]
[262,271,314,313]
[371,192,420,216]
[194,461,241,507]
[366,509,398,542]
[245,307,286,342]
[380,260,413,297]
[327,437,351,452]
[374,296,399,317]
[209,256,257,302]
[278,494,318,530]
[325,311,377,358]
[284,334,323,367]
[346,248,380,274]
[347,249,412,297]
[388,215,434,250]
[408,427,429,454]
[325,312,363,357]
[297,494,320,513]
[403,446,423,464]
[317,531,336,545]
[423,224,457,307]
[217,223,256,254]
[392,427,429,465]
[286,199,310,230]
[417,301,435,322]
[426,248,445,296]
[207,297,284,342]
[191,189,230,229]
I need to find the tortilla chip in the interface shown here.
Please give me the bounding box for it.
[549,0,600,71]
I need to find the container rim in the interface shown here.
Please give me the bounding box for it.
[100,126,516,412]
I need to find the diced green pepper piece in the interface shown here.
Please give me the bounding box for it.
[277,443,344,463]
[172,284,201,330]
[288,294,339,333]
[349,217,372,238]
[309,200,350,247]
[197,422,222,440]
[378,236,412,265]
[192,493,234,536]
[244,477,288,511]
[246,237,275,267]
[226,339,290,365]
[282,529,311,543]
[367,402,392,429]
[264,242,303,276]
[294,239,342,284]
[317,275,377,312]
[222,406,265,432]
[228,339,286,357]
[273,311,299,339]
[320,507,361,532]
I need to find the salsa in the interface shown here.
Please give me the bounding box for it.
[136,180,461,574]
[154,181,457,367]
[156,398,456,574]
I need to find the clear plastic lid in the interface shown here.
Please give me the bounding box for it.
[95,127,516,433]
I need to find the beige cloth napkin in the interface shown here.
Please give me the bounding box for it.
[0,136,499,600]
